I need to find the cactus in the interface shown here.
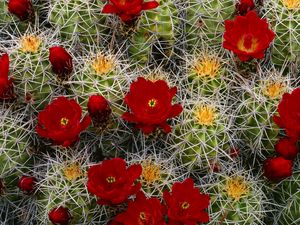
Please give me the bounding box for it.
[264,0,300,69]
[184,0,235,50]
[234,69,291,159]
[127,0,179,65]
[9,30,65,112]
[47,0,108,45]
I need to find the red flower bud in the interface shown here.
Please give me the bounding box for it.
[8,0,34,21]
[236,0,255,15]
[48,206,71,225]
[275,138,299,160]
[0,53,15,100]
[49,47,73,77]
[18,176,36,194]
[263,156,293,182]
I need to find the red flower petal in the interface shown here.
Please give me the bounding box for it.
[142,1,159,10]
[102,4,117,13]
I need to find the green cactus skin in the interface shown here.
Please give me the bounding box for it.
[272,172,300,225]
[185,0,235,50]
[47,0,108,45]
[128,0,179,65]
[10,32,64,112]
[265,0,300,68]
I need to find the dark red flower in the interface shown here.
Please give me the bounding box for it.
[102,0,159,23]
[163,178,210,225]
[236,0,255,15]
[36,97,91,147]
[88,95,111,128]
[112,192,166,225]
[48,206,71,225]
[8,0,34,21]
[18,176,36,194]
[49,47,73,76]
[273,88,300,140]
[275,137,299,160]
[87,158,142,205]
[223,11,275,61]
[122,77,183,134]
[263,156,293,182]
[0,53,15,100]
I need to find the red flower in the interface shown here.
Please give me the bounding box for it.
[263,156,293,182]
[223,11,274,61]
[122,77,183,134]
[88,95,111,127]
[49,47,73,76]
[0,53,15,100]
[8,0,34,21]
[273,88,300,140]
[275,137,299,160]
[111,192,166,225]
[48,206,71,225]
[36,97,91,147]
[102,0,159,23]
[163,178,210,225]
[18,176,36,194]
[87,158,142,205]
[236,0,255,15]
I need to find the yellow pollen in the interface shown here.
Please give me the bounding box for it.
[63,163,83,181]
[263,82,286,99]
[92,54,114,75]
[60,117,69,126]
[181,201,190,209]
[148,99,157,108]
[194,105,217,126]
[106,176,116,183]
[237,36,258,53]
[282,0,300,9]
[20,35,41,53]
[141,161,161,185]
[139,212,146,221]
[225,177,249,201]
[193,56,221,79]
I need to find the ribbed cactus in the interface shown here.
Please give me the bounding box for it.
[128,0,179,65]
[47,0,108,45]
[235,70,291,158]
[265,0,300,68]
[9,30,64,111]
[185,0,235,49]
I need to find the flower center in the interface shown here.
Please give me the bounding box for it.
[194,56,221,79]
[20,35,41,53]
[60,117,69,126]
[181,201,190,209]
[282,0,300,9]
[63,163,83,181]
[263,82,286,99]
[141,161,161,185]
[148,98,157,108]
[225,177,249,201]
[92,54,114,75]
[106,176,116,183]
[139,212,146,221]
[194,105,217,126]
[237,34,258,53]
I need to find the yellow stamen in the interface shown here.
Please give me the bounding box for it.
[194,105,217,126]
[141,161,161,185]
[282,0,300,9]
[237,36,258,53]
[148,99,157,108]
[225,177,249,201]
[263,82,286,99]
[92,54,114,75]
[60,117,69,126]
[63,163,83,181]
[193,56,221,79]
[20,35,42,53]
[181,201,190,209]
[139,212,146,221]
[106,176,116,183]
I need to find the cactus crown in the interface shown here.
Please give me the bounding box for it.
[192,55,221,79]
[92,53,115,75]
[20,35,42,54]
[281,0,300,9]
[141,160,161,185]
[225,176,249,201]
[194,105,217,126]
[63,163,83,182]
